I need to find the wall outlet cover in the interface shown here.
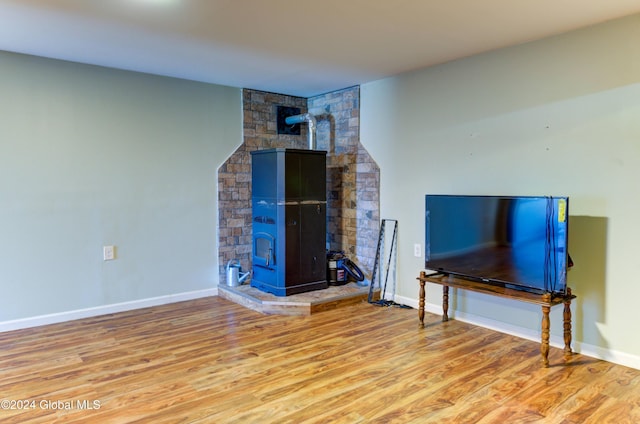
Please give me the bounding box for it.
[103,245,115,261]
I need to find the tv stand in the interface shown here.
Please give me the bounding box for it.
[417,271,576,367]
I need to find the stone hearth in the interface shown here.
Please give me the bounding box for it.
[218,282,380,316]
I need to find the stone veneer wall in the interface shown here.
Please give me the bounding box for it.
[308,86,380,277]
[217,87,380,284]
[217,90,307,279]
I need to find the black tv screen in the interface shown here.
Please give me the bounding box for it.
[425,195,569,294]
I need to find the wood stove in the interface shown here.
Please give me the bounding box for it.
[250,148,328,296]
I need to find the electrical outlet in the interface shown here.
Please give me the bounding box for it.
[413,243,422,257]
[103,245,115,261]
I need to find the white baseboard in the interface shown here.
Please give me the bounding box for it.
[390,293,640,371]
[0,287,218,333]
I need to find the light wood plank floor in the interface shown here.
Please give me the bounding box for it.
[1,297,639,423]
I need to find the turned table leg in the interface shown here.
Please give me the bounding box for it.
[419,272,426,327]
[541,305,551,368]
[442,285,449,322]
[563,288,573,360]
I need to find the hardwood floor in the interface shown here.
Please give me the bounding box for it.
[1,297,639,423]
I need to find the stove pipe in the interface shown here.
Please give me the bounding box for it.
[285,113,316,150]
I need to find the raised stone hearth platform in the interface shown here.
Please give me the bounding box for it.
[218,282,380,316]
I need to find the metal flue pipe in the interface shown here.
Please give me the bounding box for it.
[285,113,317,150]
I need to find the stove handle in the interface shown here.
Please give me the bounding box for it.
[266,248,272,267]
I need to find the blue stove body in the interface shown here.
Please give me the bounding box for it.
[250,148,327,296]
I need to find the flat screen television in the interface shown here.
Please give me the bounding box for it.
[425,195,570,295]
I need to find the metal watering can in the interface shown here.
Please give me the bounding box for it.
[226,259,250,287]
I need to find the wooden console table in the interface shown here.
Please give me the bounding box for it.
[417,271,576,367]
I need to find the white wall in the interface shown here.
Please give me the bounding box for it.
[0,51,242,325]
[361,14,640,367]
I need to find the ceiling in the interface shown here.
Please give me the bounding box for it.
[1,0,639,98]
